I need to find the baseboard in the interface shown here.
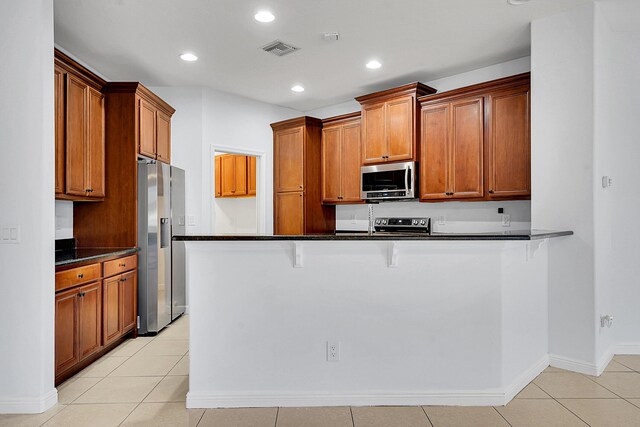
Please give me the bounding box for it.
[503,354,550,402]
[615,343,640,355]
[187,355,549,409]
[549,353,600,376]
[0,388,57,414]
[595,347,615,376]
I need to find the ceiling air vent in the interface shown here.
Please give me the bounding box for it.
[261,40,300,57]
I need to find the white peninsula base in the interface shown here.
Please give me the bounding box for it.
[184,239,551,408]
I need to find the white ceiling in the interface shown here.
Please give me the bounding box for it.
[54,0,591,111]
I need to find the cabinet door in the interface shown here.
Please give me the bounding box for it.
[54,66,65,195]
[341,122,362,202]
[78,281,102,360]
[66,74,88,196]
[156,111,171,163]
[215,156,222,197]
[87,88,105,198]
[450,98,484,199]
[234,155,247,196]
[275,127,305,192]
[487,88,530,198]
[221,155,236,197]
[420,103,450,200]
[121,271,137,333]
[322,127,342,203]
[139,98,157,159]
[55,288,79,375]
[247,156,257,196]
[103,276,121,346]
[361,103,386,164]
[275,192,304,235]
[386,96,414,162]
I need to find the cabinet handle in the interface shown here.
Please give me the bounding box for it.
[122,278,127,282]
[119,263,126,267]
[488,189,494,194]
[78,292,85,298]
[77,273,84,278]
[299,185,303,189]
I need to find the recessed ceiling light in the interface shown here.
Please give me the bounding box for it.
[366,60,382,70]
[507,0,531,5]
[291,85,305,93]
[179,53,198,62]
[254,11,275,22]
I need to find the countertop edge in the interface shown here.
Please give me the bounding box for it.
[173,231,574,242]
[55,247,139,269]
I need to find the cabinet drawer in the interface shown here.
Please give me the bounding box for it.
[56,263,101,292]
[103,254,137,277]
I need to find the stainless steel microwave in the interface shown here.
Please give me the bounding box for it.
[360,161,417,201]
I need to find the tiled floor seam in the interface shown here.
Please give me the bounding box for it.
[491,405,513,426]
[419,405,434,427]
[273,406,280,427]
[116,371,168,425]
[553,397,593,427]
[349,406,356,427]
[66,374,110,404]
[580,371,626,399]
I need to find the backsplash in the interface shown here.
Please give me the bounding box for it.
[55,200,74,240]
[336,200,531,232]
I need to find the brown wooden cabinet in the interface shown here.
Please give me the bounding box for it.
[247,156,257,196]
[271,117,335,235]
[55,50,106,201]
[215,156,222,197]
[486,86,531,198]
[137,97,172,163]
[54,277,102,377]
[418,73,531,202]
[55,254,137,383]
[356,83,437,165]
[221,154,247,197]
[321,113,362,204]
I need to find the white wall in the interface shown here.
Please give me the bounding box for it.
[0,0,57,413]
[593,0,640,353]
[214,197,258,235]
[531,3,597,366]
[337,200,530,233]
[55,201,73,240]
[304,57,531,119]
[150,87,300,235]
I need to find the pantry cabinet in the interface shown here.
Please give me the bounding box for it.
[321,112,363,204]
[418,73,531,202]
[356,83,437,165]
[271,117,335,235]
[215,154,256,198]
[55,49,106,201]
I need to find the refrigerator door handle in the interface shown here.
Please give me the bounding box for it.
[160,218,170,248]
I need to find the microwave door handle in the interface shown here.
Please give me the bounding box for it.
[405,166,410,194]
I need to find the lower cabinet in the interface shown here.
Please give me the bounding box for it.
[275,191,304,235]
[55,254,137,383]
[103,269,137,346]
[55,281,102,375]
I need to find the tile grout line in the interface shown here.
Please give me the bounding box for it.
[579,371,626,399]
[553,397,593,427]
[194,407,206,427]
[491,406,513,426]
[420,405,434,427]
[274,406,280,427]
[349,406,355,427]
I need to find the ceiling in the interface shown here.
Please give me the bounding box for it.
[54,0,590,111]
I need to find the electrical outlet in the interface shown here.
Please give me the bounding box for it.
[350,214,357,224]
[602,176,613,188]
[327,341,340,362]
[501,214,511,227]
[601,314,614,328]
[438,215,446,226]
[187,215,196,226]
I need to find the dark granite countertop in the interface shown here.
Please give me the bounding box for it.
[55,247,138,268]
[173,230,573,242]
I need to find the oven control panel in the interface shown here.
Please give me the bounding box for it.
[374,217,430,233]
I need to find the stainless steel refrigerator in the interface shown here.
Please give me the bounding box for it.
[137,161,186,335]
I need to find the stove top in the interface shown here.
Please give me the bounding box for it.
[374,217,431,234]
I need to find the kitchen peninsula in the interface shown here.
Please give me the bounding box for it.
[179,230,571,408]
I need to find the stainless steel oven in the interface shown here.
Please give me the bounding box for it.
[360,161,417,201]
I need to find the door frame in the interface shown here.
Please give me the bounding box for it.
[209,144,266,235]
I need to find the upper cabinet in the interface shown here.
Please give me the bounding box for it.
[55,49,106,201]
[104,82,175,164]
[418,73,531,202]
[321,112,363,204]
[356,83,437,165]
[215,154,256,198]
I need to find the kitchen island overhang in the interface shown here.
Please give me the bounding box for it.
[180,231,571,408]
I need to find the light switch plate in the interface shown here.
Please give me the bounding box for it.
[0,225,20,244]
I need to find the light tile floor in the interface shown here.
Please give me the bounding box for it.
[3,318,640,426]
